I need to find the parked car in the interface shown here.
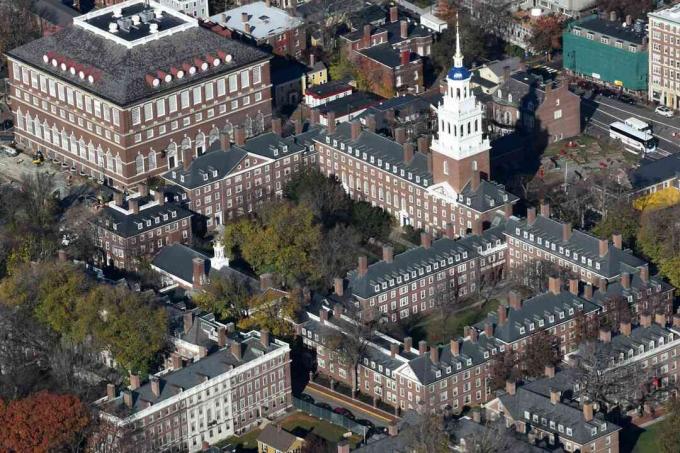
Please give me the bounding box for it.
[315,402,333,411]
[356,419,375,430]
[298,393,315,404]
[599,89,618,98]
[656,105,674,117]
[619,94,636,105]
[333,407,355,419]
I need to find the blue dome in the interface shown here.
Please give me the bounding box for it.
[447,65,471,81]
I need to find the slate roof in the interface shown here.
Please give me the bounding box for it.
[343,18,431,44]
[628,154,680,190]
[7,20,270,106]
[359,44,417,68]
[162,132,308,189]
[257,424,300,451]
[572,16,647,45]
[475,290,601,344]
[270,58,308,85]
[522,368,583,402]
[210,2,303,40]
[590,271,672,308]
[152,243,209,285]
[315,92,381,116]
[305,80,353,98]
[484,57,521,79]
[499,387,620,445]
[406,333,505,385]
[97,197,193,237]
[505,214,647,279]
[35,0,80,27]
[348,224,506,299]
[493,71,556,108]
[349,4,387,28]
[589,324,678,366]
[102,330,286,415]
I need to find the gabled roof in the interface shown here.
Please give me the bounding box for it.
[257,424,301,451]
[210,2,304,40]
[152,243,209,286]
[628,154,680,190]
[315,92,382,116]
[359,44,417,68]
[505,214,647,279]
[97,198,193,237]
[162,148,248,189]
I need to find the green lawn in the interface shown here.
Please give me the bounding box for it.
[414,299,501,344]
[632,422,663,453]
[280,411,362,447]
[220,428,261,453]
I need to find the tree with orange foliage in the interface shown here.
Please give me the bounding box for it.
[530,15,563,59]
[0,391,91,453]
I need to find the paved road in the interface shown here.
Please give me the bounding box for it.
[582,95,680,158]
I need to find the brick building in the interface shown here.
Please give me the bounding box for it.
[314,37,518,236]
[162,121,317,226]
[485,381,621,453]
[209,2,306,58]
[95,329,292,452]
[475,277,601,355]
[344,227,507,323]
[340,6,432,96]
[490,70,580,142]
[648,4,680,110]
[7,0,272,189]
[94,185,193,269]
[505,203,650,285]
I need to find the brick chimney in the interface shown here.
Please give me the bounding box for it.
[128,197,139,215]
[540,202,550,218]
[327,111,336,134]
[640,313,652,328]
[620,321,632,336]
[138,183,149,197]
[403,142,415,163]
[260,273,273,291]
[271,117,282,136]
[319,309,328,325]
[154,190,165,206]
[171,352,183,369]
[400,49,409,66]
[113,192,124,207]
[383,245,394,263]
[241,11,248,22]
[198,345,208,358]
[107,383,116,400]
[527,207,536,225]
[333,304,343,318]
[568,278,579,296]
[450,339,460,356]
[655,312,667,327]
[351,120,361,141]
[260,328,270,348]
[550,388,560,405]
[334,277,344,296]
[390,5,398,22]
[294,119,303,135]
[498,304,507,324]
[612,233,622,249]
[358,255,368,277]
[418,340,427,354]
[506,379,516,395]
[400,20,408,39]
[183,312,193,334]
[599,328,611,343]
[150,376,160,397]
[244,22,251,34]
[366,114,377,132]
[404,337,413,353]
[311,109,320,125]
[484,322,493,337]
[445,222,455,239]
[417,135,429,154]
[394,127,406,144]
[598,277,608,293]
[583,401,594,422]
[192,257,205,288]
[640,265,649,284]
[430,345,439,364]
[363,24,372,47]
[545,364,555,378]
[562,223,572,242]
[471,169,480,192]
[508,291,522,310]
[337,440,350,453]
[234,126,246,146]
[130,373,140,390]
[674,314,680,328]
[504,203,513,219]
[231,341,242,360]
[123,390,133,408]
[599,238,609,257]
[220,129,230,150]
[390,342,399,358]
[621,272,631,289]
[472,408,481,423]
[548,276,561,295]
[469,327,478,342]
[420,232,432,249]
[183,146,192,171]
[217,326,227,347]
[584,284,593,300]
[472,220,483,236]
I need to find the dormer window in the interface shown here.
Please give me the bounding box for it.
[146,220,151,227]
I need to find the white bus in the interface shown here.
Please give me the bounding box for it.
[609,121,657,154]
[624,117,652,133]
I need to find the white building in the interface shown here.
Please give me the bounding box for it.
[159,0,210,19]
[649,4,680,110]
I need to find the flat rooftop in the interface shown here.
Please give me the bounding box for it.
[573,16,646,45]
[650,4,680,23]
[210,1,303,40]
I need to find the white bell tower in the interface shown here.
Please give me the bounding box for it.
[430,15,490,192]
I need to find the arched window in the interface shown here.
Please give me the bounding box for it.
[25,113,33,135]
[208,126,219,145]
[467,122,471,134]
[97,146,105,168]
[472,160,478,171]
[34,120,42,140]
[52,126,60,147]
[116,155,123,175]
[79,139,86,158]
[254,111,265,134]
[244,116,253,137]
[135,154,144,175]
[456,88,461,99]
[70,134,77,154]
[181,137,191,152]
[223,122,234,141]
[475,119,478,132]
[443,160,449,175]
[88,142,96,163]
[106,151,114,171]
[148,151,157,170]
[16,109,23,130]
[42,121,50,143]
[459,125,464,137]
[61,130,68,151]
[166,142,177,169]
[195,132,206,156]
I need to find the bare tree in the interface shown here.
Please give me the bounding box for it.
[450,416,523,453]
[0,0,41,75]
[400,411,450,453]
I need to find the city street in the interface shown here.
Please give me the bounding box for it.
[582,95,680,158]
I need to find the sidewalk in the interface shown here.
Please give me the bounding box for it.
[304,381,400,426]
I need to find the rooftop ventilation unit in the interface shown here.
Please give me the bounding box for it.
[109,22,118,33]
[113,7,123,18]
[117,17,132,32]
[140,9,155,24]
